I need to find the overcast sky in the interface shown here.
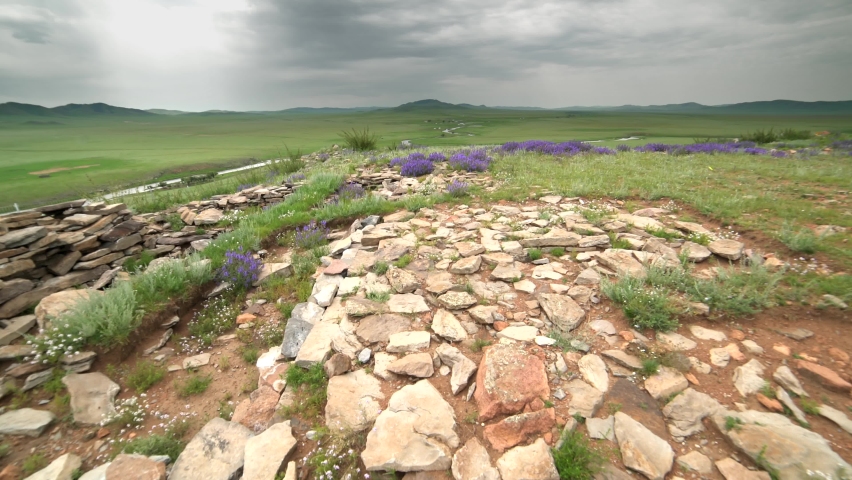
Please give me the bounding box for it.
[1,0,850,110]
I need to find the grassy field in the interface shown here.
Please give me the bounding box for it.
[2,107,851,209]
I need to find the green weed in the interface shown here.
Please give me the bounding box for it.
[800,398,821,415]
[470,338,492,353]
[373,261,389,275]
[527,248,543,261]
[280,363,328,419]
[551,431,604,480]
[640,358,661,376]
[176,374,213,397]
[602,277,679,331]
[549,247,565,257]
[778,222,821,254]
[339,127,378,151]
[366,291,390,303]
[22,453,48,476]
[240,345,260,364]
[393,254,413,268]
[126,360,166,393]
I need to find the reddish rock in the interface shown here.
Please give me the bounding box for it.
[324,353,351,378]
[231,386,281,430]
[236,313,257,325]
[475,343,550,421]
[259,362,289,392]
[97,427,110,438]
[773,344,791,356]
[730,330,745,341]
[756,393,784,413]
[828,347,849,363]
[685,373,700,385]
[492,321,508,332]
[323,259,349,275]
[724,343,745,362]
[0,464,22,480]
[106,454,166,480]
[797,360,852,392]
[483,408,556,451]
[619,331,635,342]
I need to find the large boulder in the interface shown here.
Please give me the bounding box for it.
[537,293,585,332]
[326,370,384,432]
[451,438,500,480]
[475,343,550,421]
[495,438,559,480]
[613,412,674,480]
[242,421,297,480]
[362,380,459,472]
[62,372,120,425]
[105,454,166,480]
[35,289,101,330]
[0,408,55,437]
[170,418,254,480]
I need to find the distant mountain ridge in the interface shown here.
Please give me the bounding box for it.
[0,102,153,116]
[2,99,851,117]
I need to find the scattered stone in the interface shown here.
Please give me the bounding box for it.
[467,305,498,324]
[741,340,764,355]
[707,239,744,260]
[578,354,610,392]
[294,322,341,368]
[656,332,696,351]
[776,387,807,426]
[326,370,384,432]
[170,418,253,480]
[733,359,766,397]
[254,263,294,286]
[387,331,431,353]
[575,268,602,286]
[23,453,81,480]
[565,378,604,418]
[475,343,550,421]
[62,372,120,425]
[490,264,523,282]
[362,380,459,472]
[587,415,615,441]
[688,325,726,341]
[680,241,712,262]
[513,279,536,294]
[495,438,559,480]
[596,249,646,278]
[0,408,55,437]
[324,353,351,378]
[777,327,814,341]
[452,438,500,480]
[644,367,688,400]
[714,458,771,480]
[661,388,721,438]
[437,291,477,310]
[431,309,468,342]
[484,408,556,451]
[537,293,585,332]
[818,404,852,434]
[388,268,421,293]
[677,451,713,474]
[388,294,430,313]
[496,325,538,342]
[822,294,848,309]
[355,314,412,344]
[614,412,674,480]
[106,454,166,480]
[601,350,643,370]
[435,344,477,395]
[709,348,731,367]
[182,353,211,369]
[756,393,784,413]
[242,421,297,480]
[388,353,435,378]
[449,256,482,275]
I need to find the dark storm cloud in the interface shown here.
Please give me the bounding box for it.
[0,0,850,109]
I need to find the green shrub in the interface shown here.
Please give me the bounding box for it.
[602,277,679,331]
[240,345,260,364]
[281,363,328,419]
[778,222,820,254]
[122,425,188,462]
[608,232,633,250]
[124,251,156,273]
[551,431,603,479]
[740,128,778,144]
[527,248,543,261]
[393,255,412,268]
[640,358,660,376]
[127,361,166,393]
[549,247,565,257]
[373,261,389,275]
[22,453,48,476]
[339,127,378,151]
[366,291,390,303]
[176,374,213,397]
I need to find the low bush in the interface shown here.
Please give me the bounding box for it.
[551,431,603,479]
[127,360,166,393]
[602,276,679,331]
[339,127,378,151]
[778,222,820,254]
[176,374,213,397]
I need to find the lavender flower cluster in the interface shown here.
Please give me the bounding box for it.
[448,149,492,172]
[447,180,469,197]
[218,247,262,291]
[498,140,795,158]
[295,220,329,249]
[284,172,306,184]
[337,182,367,202]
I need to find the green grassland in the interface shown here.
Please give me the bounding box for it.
[1,106,851,209]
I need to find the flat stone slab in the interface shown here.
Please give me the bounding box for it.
[170,418,254,480]
[242,421,297,480]
[326,370,384,432]
[387,294,430,314]
[0,408,55,437]
[63,372,120,425]
[614,412,674,480]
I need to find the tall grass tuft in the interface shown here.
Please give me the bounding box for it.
[339,127,378,151]
[778,222,820,254]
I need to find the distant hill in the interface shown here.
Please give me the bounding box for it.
[0,102,154,117]
[555,100,852,115]
[146,108,188,115]
[392,99,480,112]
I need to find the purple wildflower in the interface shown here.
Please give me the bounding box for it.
[218,247,262,291]
[337,182,366,202]
[400,158,435,177]
[447,180,469,197]
[294,220,329,249]
[427,152,447,162]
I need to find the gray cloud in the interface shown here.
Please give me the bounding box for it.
[0,0,850,109]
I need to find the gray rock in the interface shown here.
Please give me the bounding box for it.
[435,344,477,395]
[707,239,744,260]
[714,457,771,480]
[280,318,314,359]
[23,453,81,480]
[449,256,482,275]
[711,409,851,479]
[677,451,713,474]
[776,387,807,426]
[496,325,538,342]
[601,350,643,370]
[644,367,688,401]
[688,325,726,341]
[496,438,559,480]
[578,354,609,392]
[355,314,412,344]
[182,353,210,369]
[326,370,384,431]
[614,412,674,480]
[294,322,341,368]
[253,263,293,286]
[242,421,296,480]
[818,404,852,434]
[565,378,604,418]
[587,415,615,441]
[170,418,254,480]
[290,301,324,324]
[388,353,435,378]
[596,249,646,278]
[733,359,765,397]
[0,407,55,437]
[537,293,585,332]
[0,226,47,249]
[361,380,459,472]
[662,388,721,438]
[432,309,468,342]
[387,293,430,313]
[452,437,500,480]
[388,268,421,293]
[467,305,498,324]
[62,372,120,425]
[575,268,601,285]
[772,365,808,397]
[656,332,696,351]
[387,331,430,353]
[357,348,372,364]
[709,347,731,367]
[680,241,712,262]
[437,291,478,310]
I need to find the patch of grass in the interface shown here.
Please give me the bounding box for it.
[640,358,661,376]
[22,453,48,476]
[126,360,166,393]
[800,398,821,415]
[608,232,633,250]
[339,127,378,151]
[122,424,189,462]
[754,445,781,480]
[463,411,479,424]
[527,248,543,261]
[306,430,367,480]
[724,415,744,431]
[165,213,186,231]
[187,296,240,347]
[124,251,156,273]
[218,394,235,420]
[176,374,213,397]
[778,222,821,254]
[470,338,492,353]
[280,363,328,419]
[685,232,713,246]
[373,261,389,275]
[393,254,413,269]
[219,355,231,371]
[602,276,679,331]
[551,431,604,480]
[760,381,776,399]
[0,443,10,458]
[240,345,260,364]
[42,368,66,395]
[607,402,622,415]
[366,290,390,303]
[547,332,576,352]
[646,227,681,241]
[549,247,565,257]
[278,301,296,319]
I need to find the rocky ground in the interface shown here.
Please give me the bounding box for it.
[1,193,851,480]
